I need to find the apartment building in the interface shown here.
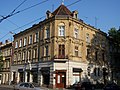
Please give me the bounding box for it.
[0,40,12,84]
[11,4,109,88]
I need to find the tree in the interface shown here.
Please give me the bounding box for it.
[108,27,120,85]
[108,27,120,46]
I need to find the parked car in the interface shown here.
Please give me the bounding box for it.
[14,82,41,90]
[104,82,120,90]
[81,82,94,90]
[72,82,94,90]
[72,82,81,90]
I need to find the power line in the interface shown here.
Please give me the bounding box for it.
[18,0,49,13]
[0,0,81,40]
[67,0,82,7]
[10,0,28,14]
[6,19,24,30]
[0,0,27,23]
[0,15,23,31]
[0,0,49,23]
[0,16,45,40]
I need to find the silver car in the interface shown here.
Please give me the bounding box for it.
[14,82,41,90]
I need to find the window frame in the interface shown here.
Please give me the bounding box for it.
[19,39,22,47]
[58,25,65,36]
[15,41,18,48]
[74,28,78,39]
[24,37,27,46]
[29,35,32,44]
[75,46,78,56]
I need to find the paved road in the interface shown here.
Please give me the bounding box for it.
[0,87,13,90]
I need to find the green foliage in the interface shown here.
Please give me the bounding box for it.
[108,27,120,45]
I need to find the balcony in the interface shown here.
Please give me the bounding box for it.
[53,55,68,62]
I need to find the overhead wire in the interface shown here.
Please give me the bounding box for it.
[0,0,27,23]
[0,16,45,40]
[67,0,82,7]
[0,0,81,40]
[10,0,28,14]
[0,0,49,23]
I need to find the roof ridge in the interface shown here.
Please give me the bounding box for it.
[52,4,72,16]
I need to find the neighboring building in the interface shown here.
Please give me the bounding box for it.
[109,34,120,85]
[11,4,109,88]
[0,40,13,85]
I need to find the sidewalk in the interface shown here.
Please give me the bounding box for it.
[0,84,71,90]
[0,84,14,89]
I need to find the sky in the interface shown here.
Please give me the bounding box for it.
[0,0,120,43]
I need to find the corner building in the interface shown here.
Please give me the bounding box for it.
[11,4,109,88]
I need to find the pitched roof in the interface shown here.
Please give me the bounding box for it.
[52,4,72,16]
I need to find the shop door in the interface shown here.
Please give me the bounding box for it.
[56,72,66,88]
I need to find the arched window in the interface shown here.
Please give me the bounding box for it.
[58,23,65,36]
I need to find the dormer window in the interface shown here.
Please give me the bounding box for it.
[72,10,78,19]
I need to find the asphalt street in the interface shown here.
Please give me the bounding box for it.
[0,87,13,90]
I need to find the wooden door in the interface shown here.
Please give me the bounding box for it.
[56,72,66,88]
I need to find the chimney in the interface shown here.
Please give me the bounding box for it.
[5,40,9,43]
[46,10,52,19]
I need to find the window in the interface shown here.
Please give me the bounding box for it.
[95,51,98,60]
[33,49,35,58]
[98,68,100,76]
[24,37,27,46]
[18,53,21,61]
[94,37,99,45]
[94,68,97,76]
[58,26,65,36]
[74,28,78,38]
[46,28,50,38]
[86,33,90,43]
[19,39,22,47]
[34,32,38,42]
[15,41,18,48]
[14,53,17,64]
[18,53,21,64]
[75,46,78,56]
[33,49,37,58]
[58,45,65,58]
[94,68,100,76]
[29,35,32,44]
[102,53,105,61]
[101,40,105,48]
[23,52,26,60]
[87,49,90,57]
[28,50,31,60]
[45,46,49,56]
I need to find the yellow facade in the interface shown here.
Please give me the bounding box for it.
[11,4,109,88]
